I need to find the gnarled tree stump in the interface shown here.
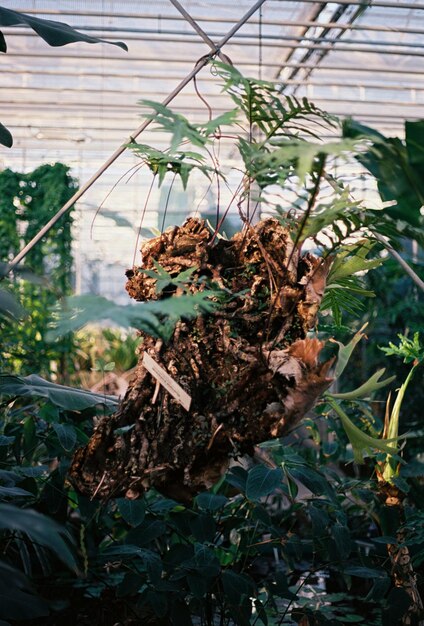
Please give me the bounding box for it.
[70,217,333,501]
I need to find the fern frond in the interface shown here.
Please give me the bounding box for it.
[127,143,216,189]
[138,99,238,152]
[214,61,337,140]
[321,279,369,327]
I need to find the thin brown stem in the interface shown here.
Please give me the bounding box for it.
[132,174,156,268]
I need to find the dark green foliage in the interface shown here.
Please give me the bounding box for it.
[0,373,118,411]
[0,122,12,148]
[0,6,127,51]
[332,257,424,458]
[343,119,424,237]
[1,373,422,624]
[0,163,77,377]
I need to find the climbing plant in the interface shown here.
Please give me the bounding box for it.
[0,163,77,378]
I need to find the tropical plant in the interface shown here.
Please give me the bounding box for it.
[1,62,423,626]
[0,332,423,624]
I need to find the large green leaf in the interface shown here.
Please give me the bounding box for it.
[0,289,26,320]
[343,118,424,227]
[0,561,49,621]
[245,465,283,501]
[331,323,368,379]
[329,369,395,400]
[195,493,228,512]
[287,465,331,497]
[221,570,254,626]
[327,242,383,284]
[406,120,424,170]
[47,292,219,342]
[116,498,146,527]
[325,396,401,464]
[381,364,417,483]
[52,422,77,451]
[321,243,383,326]
[0,373,118,410]
[0,122,12,148]
[0,504,77,571]
[221,570,254,604]
[0,7,127,51]
[183,544,220,579]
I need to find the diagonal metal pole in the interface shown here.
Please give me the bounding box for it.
[2,0,267,278]
[374,233,424,292]
[168,0,230,62]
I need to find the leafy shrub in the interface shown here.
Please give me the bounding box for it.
[0,353,423,625]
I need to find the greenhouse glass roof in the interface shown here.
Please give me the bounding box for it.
[1,0,423,297]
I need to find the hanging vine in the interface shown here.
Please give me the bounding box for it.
[0,163,77,378]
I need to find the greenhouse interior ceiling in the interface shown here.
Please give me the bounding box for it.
[2,0,424,298]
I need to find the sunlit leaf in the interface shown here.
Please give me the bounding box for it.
[330,369,395,400]
[331,323,368,379]
[326,396,401,464]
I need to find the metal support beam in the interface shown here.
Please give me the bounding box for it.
[15,1,424,15]
[7,45,423,69]
[168,0,229,64]
[7,80,424,96]
[13,8,424,36]
[270,0,424,9]
[3,95,422,111]
[5,36,424,56]
[13,25,424,52]
[283,3,370,90]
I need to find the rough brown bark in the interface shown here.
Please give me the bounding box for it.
[70,217,333,502]
[379,483,424,626]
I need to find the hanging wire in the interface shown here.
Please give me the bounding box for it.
[160,173,178,233]
[132,175,156,268]
[258,4,263,81]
